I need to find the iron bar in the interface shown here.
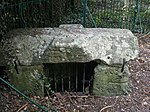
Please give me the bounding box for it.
[82,63,86,94]
[89,62,92,93]
[83,0,87,27]
[75,63,78,92]
[68,64,71,91]
[88,80,91,94]
[27,1,30,27]
[53,64,57,92]
[133,0,139,32]
[138,0,142,33]
[61,64,64,92]
[86,4,97,28]
[39,0,42,27]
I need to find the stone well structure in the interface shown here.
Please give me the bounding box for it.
[0,24,139,96]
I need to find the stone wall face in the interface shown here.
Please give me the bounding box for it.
[8,65,44,96]
[93,63,130,96]
[0,24,139,96]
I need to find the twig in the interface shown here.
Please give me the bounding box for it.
[46,89,50,99]
[133,98,141,105]
[16,103,28,112]
[65,91,74,104]
[99,104,115,112]
[139,32,150,39]
[1,93,8,98]
[70,95,88,98]
[54,93,63,105]
[99,97,119,112]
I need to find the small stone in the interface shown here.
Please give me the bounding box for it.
[121,108,125,111]
[45,96,48,100]
[142,101,148,106]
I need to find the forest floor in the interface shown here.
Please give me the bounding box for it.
[0,33,150,112]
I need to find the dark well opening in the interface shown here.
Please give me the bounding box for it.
[43,61,98,94]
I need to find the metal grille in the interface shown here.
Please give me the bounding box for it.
[44,61,98,94]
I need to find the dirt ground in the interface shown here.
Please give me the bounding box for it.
[0,34,150,112]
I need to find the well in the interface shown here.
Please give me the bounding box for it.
[0,24,139,96]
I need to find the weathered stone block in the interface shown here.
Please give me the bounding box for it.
[8,65,44,96]
[93,63,130,96]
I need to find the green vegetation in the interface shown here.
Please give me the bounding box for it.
[0,0,149,36]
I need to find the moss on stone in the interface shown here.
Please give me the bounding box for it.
[93,64,129,96]
[8,65,45,96]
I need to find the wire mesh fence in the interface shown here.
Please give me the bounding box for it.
[0,0,82,38]
[85,0,150,33]
[0,0,149,37]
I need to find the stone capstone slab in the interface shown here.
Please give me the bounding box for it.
[0,24,139,66]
